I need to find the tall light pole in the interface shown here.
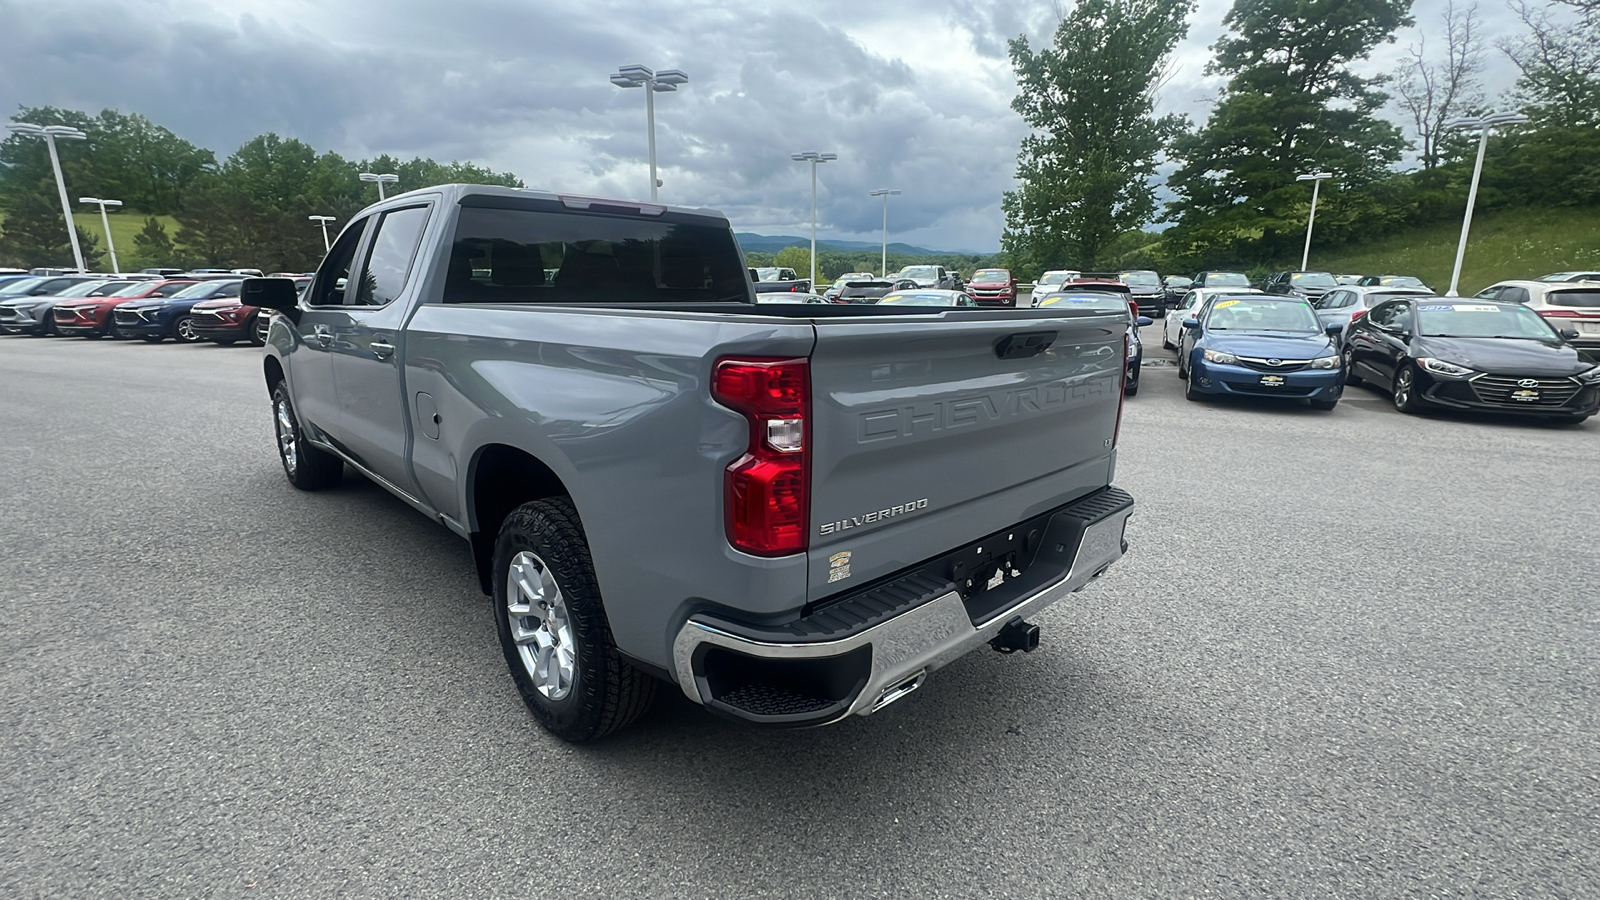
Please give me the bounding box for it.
[609,65,689,202]
[1443,111,1529,296]
[1296,172,1333,272]
[790,151,837,289]
[79,197,123,274]
[869,189,901,277]
[8,122,89,272]
[359,172,399,200]
[309,215,336,252]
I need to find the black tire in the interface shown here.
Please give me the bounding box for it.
[494,498,656,742]
[107,318,124,339]
[173,315,203,343]
[1309,398,1339,411]
[250,313,270,347]
[213,338,237,346]
[1184,370,1204,402]
[1161,334,1174,350]
[271,381,343,490]
[1342,348,1362,386]
[1392,364,1423,414]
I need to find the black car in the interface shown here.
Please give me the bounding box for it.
[1344,297,1600,424]
[1263,270,1339,302]
[1161,275,1193,312]
[1192,271,1253,290]
[1033,287,1152,396]
[833,278,914,304]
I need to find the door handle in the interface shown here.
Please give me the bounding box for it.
[313,325,332,347]
[371,340,395,360]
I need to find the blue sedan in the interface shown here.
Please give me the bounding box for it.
[1177,295,1346,410]
[112,279,242,343]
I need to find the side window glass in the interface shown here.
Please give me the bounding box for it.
[306,218,370,307]
[1503,287,1530,304]
[1474,286,1501,300]
[217,282,242,298]
[354,206,431,307]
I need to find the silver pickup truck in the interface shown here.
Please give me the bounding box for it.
[246,184,1134,742]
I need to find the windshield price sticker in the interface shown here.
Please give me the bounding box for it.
[1215,300,1241,308]
[1423,304,1500,312]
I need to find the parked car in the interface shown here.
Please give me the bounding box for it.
[1160,275,1193,310]
[1118,270,1165,315]
[247,183,1134,741]
[1163,287,1264,350]
[874,289,978,307]
[1537,271,1600,283]
[1357,275,1433,292]
[112,278,243,342]
[0,275,109,334]
[1312,286,1436,337]
[1035,289,1152,395]
[1473,280,1600,355]
[965,268,1019,307]
[755,292,832,305]
[1177,294,1344,409]
[1262,270,1340,303]
[823,272,877,301]
[892,264,957,289]
[191,276,309,346]
[1037,270,1080,293]
[1191,271,1252,289]
[53,279,199,338]
[1344,297,1600,424]
[749,266,813,294]
[1335,274,1364,285]
[832,279,906,304]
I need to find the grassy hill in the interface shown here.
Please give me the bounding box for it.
[0,210,180,268]
[1305,206,1600,295]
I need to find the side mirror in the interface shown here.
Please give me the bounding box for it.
[1325,322,1345,335]
[1559,327,1580,340]
[1183,317,1200,330]
[241,277,301,319]
[1136,316,1153,327]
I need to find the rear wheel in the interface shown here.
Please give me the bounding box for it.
[493,498,656,742]
[272,381,343,490]
[1343,348,1363,386]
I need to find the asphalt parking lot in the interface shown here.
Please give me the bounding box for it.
[3,327,1597,898]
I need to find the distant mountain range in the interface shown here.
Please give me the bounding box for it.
[734,232,989,257]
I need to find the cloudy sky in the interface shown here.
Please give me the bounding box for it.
[0,0,1546,252]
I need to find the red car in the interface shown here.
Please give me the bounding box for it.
[53,279,196,338]
[965,268,1019,307]
[191,276,310,346]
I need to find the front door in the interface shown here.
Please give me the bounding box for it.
[293,217,371,441]
[330,203,434,497]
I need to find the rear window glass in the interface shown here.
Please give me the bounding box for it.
[1290,272,1338,288]
[1547,289,1600,308]
[446,207,747,304]
[1038,292,1130,312]
[1120,271,1160,286]
[1204,273,1250,287]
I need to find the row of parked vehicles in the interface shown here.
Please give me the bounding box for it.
[0,270,309,346]
[1156,272,1600,423]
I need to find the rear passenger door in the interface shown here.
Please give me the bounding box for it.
[294,217,372,439]
[330,203,434,497]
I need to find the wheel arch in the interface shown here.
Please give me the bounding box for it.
[263,355,286,397]
[465,444,573,595]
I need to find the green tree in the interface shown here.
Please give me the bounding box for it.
[126,217,178,270]
[772,245,812,276]
[1165,0,1413,268]
[0,189,103,269]
[1002,0,1193,272]
[1502,0,1600,128]
[0,106,214,214]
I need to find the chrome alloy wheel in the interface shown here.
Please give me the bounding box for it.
[507,551,576,701]
[274,395,298,477]
[175,316,199,342]
[1394,367,1414,410]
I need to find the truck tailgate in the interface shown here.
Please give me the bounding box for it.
[806,310,1124,602]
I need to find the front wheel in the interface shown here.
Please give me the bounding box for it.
[271,381,343,490]
[1343,348,1363,386]
[173,316,202,343]
[250,313,270,347]
[494,498,656,742]
[1184,370,1204,402]
[1392,364,1423,414]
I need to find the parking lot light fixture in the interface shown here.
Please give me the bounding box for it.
[1443,112,1530,296]
[791,152,837,289]
[79,197,123,274]
[1295,172,1333,272]
[8,122,89,272]
[359,172,399,200]
[610,65,689,202]
[309,215,336,252]
[869,189,901,277]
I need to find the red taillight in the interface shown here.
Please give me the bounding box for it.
[1541,309,1582,317]
[790,285,802,292]
[713,358,810,556]
[1350,308,1366,319]
[1129,300,1139,319]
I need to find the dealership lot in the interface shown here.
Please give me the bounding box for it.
[1,329,1596,898]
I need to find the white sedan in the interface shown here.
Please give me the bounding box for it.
[1162,287,1265,350]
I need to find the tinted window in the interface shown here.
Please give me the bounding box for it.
[307,217,370,307]
[1368,302,1408,329]
[155,282,195,297]
[445,207,747,304]
[1474,286,1502,300]
[1499,287,1530,304]
[1314,290,1348,309]
[355,206,430,306]
[1546,289,1600,308]
[1038,291,1131,312]
[214,281,242,298]
[171,281,222,300]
